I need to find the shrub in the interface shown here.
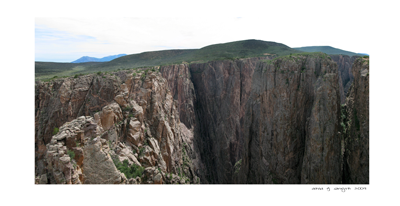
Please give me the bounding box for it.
[74,74,79,78]
[97,71,102,75]
[67,150,75,160]
[234,159,242,174]
[53,127,59,135]
[113,159,144,179]
[139,147,145,157]
[123,106,132,112]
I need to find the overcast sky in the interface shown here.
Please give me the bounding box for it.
[36,15,372,62]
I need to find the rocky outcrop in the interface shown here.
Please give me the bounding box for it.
[35,73,121,176]
[189,57,271,183]
[343,57,369,184]
[35,69,199,184]
[238,53,342,184]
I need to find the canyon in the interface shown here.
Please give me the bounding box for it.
[35,53,368,184]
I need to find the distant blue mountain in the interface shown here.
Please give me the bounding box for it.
[72,54,126,63]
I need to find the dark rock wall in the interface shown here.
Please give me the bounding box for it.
[238,54,342,183]
[343,57,369,184]
[329,55,359,104]
[188,57,269,183]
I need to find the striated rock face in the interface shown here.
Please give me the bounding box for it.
[189,57,271,183]
[329,55,359,104]
[238,54,342,184]
[343,57,369,184]
[160,64,196,130]
[36,69,199,184]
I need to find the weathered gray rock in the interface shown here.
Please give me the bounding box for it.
[39,174,48,184]
[153,173,163,184]
[127,120,142,146]
[83,140,123,184]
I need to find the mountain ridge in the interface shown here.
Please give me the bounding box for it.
[71,54,126,63]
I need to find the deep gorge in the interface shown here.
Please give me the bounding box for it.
[35,53,368,184]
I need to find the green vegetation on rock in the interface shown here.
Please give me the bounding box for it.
[53,127,59,135]
[112,158,144,179]
[67,150,75,160]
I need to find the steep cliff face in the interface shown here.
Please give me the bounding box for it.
[159,64,203,180]
[35,69,199,184]
[188,57,271,183]
[160,64,196,129]
[330,55,358,104]
[35,53,369,184]
[343,57,369,184]
[238,53,342,184]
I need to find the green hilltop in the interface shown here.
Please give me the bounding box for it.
[35,39,301,80]
[83,39,301,72]
[293,46,361,56]
[37,40,365,81]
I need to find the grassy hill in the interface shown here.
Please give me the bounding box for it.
[293,46,361,56]
[190,39,300,61]
[35,62,103,80]
[84,39,301,72]
[83,49,196,73]
[35,40,302,80]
